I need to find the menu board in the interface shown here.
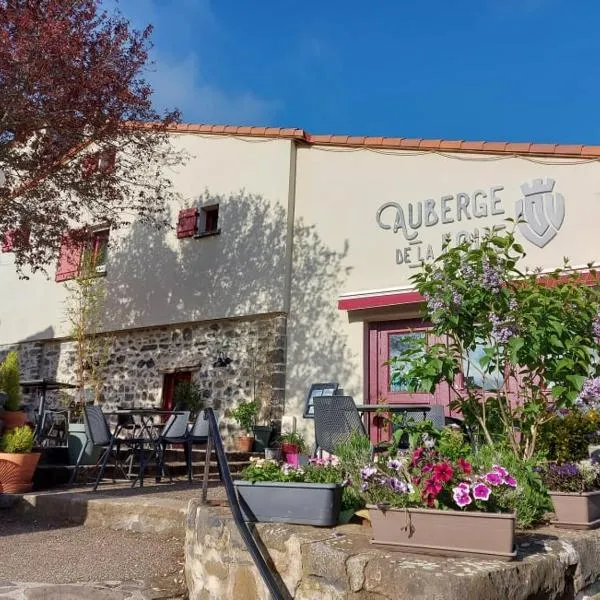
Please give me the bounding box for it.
[303,383,339,418]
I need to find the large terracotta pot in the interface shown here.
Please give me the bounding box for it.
[0,410,28,431]
[237,435,254,453]
[368,505,516,560]
[0,452,41,493]
[549,490,600,529]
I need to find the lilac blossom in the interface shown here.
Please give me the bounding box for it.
[593,313,600,338]
[490,313,516,345]
[509,297,518,311]
[580,377,600,400]
[460,262,476,280]
[472,483,491,501]
[452,290,463,307]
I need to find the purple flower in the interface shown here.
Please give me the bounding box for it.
[387,459,401,471]
[490,313,516,345]
[472,483,491,501]
[388,477,409,494]
[482,260,502,293]
[492,465,509,478]
[460,262,476,280]
[360,466,377,480]
[485,472,503,486]
[360,482,368,492]
[508,297,518,311]
[452,290,463,307]
[580,377,600,400]
[457,482,470,491]
[593,313,600,338]
[504,475,517,488]
[452,486,473,508]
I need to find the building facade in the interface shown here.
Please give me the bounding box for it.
[1,125,599,444]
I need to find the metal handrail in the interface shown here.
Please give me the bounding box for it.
[200,408,287,600]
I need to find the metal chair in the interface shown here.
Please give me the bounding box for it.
[187,409,221,482]
[157,411,190,482]
[313,396,368,455]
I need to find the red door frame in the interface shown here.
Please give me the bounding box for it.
[161,371,192,412]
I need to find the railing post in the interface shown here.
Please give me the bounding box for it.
[201,423,212,504]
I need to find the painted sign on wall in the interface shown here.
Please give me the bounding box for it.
[376,178,566,267]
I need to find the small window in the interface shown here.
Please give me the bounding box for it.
[197,205,220,236]
[56,227,109,282]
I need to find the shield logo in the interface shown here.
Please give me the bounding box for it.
[515,178,565,248]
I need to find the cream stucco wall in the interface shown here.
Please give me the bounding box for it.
[284,144,600,436]
[0,134,293,344]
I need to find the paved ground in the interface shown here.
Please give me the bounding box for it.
[0,481,231,599]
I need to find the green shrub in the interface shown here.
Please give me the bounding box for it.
[0,352,22,411]
[538,409,600,463]
[0,426,34,453]
[173,381,204,419]
[471,444,551,529]
[437,427,471,461]
[231,401,258,434]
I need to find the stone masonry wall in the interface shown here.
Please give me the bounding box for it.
[0,313,287,446]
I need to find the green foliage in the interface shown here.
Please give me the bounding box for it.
[0,426,34,453]
[471,444,551,528]
[393,227,600,459]
[333,432,372,507]
[538,409,600,463]
[0,352,22,411]
[173,381,204,419]
[384,412,441,452]
[278,431,307,453]
[437,427,471,461]
[231,401,258,434]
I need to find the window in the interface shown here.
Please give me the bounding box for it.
[176,204,221,239]
[55,227,109,282]
[389,332,426,392]
[462,341,505,391]
[197,204,220,236]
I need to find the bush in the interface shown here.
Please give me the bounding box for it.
[0,426,34,453]
[471,444,551,528]
[538,409,600,463]
[0,352,22,411]
[437,427,471,461]
[230,401,258,434]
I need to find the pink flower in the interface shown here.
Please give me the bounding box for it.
[485,472,503,486]
[411,448,424,463]
[422,464,433,473]
[423,478,443,498]
[504,475,517,488]
[492,465,508,478]
[452,486,472,508]
[457,457,472,474]
[457,482,470,492]
[472,483,491,501]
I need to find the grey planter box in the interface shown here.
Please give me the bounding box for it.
[234,480,342,527]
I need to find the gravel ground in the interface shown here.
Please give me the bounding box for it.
[0,514,185,586]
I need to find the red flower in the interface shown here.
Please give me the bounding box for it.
[433,462,454,483]
[423,477,442,497]
[411,448,424,463]
[422,463,433,473]
[457,458,472,474]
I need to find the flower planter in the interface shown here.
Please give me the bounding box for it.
[0,452,41,493]
[281,443,300,465]
[235,480,342,526]
[549,490,600,529]
[237,435,254,453]
[252,426,275,452]
[368,505,516,560]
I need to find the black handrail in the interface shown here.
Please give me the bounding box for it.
[200,408,287,600]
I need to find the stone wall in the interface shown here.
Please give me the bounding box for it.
[185,499,600,599]
[0,313,287,445]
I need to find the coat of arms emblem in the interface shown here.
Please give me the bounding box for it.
[515,178,565,248]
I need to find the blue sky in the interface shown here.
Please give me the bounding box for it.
[111,0,600,144]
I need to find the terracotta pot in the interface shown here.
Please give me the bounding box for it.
[237,435,254,453]
[368,505,516,560]
[0,410,28,431]
[549,490,600,529]
[0,452,41,493]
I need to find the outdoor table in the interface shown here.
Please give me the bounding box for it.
[355,404,431,419]
[103,409,185,485]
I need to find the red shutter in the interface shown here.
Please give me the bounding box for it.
[82,154,99,176]
[176,208,198,238]
[55,232,84,282]
[2,226,30,253]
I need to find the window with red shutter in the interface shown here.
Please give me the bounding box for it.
[55,232,84,282]
[81,154,99,176]
[2,226,31,253]
[176,208,198,238]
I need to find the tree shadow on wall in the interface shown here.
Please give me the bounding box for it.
[102,189,357,420]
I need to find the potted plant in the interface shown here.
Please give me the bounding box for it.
[541,460,600,529]
[234,456,344,526]
[231,401,258,452]
[279,431,306,467]
[0,425,41,493]
[359,447,517,559]
[0,352,27,431]
[173,380,204,419]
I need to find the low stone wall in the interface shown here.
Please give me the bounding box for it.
[185,499,600,599]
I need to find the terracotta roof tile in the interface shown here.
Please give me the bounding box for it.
[162,123,600,159]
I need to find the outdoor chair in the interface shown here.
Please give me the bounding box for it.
[187,409,222,482]
[69,405,147,490]
[157,410,190,482]
[313,396,369,456]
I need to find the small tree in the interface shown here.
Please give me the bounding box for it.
[0,351,22,411]
[394,227,600,459]
[64,251,110,407]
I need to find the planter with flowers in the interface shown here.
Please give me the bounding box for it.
[541,461,600,529]
[360,447,518,559]
[278,431,307,467]
[234,456,348,526]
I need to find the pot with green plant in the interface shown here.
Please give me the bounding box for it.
[231,401,258,452]
[0,425,41,493]
[279,431,306,467]
[0,352,27,431]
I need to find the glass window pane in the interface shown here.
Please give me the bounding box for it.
[389,332,425,392]
[463,343,504,391]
